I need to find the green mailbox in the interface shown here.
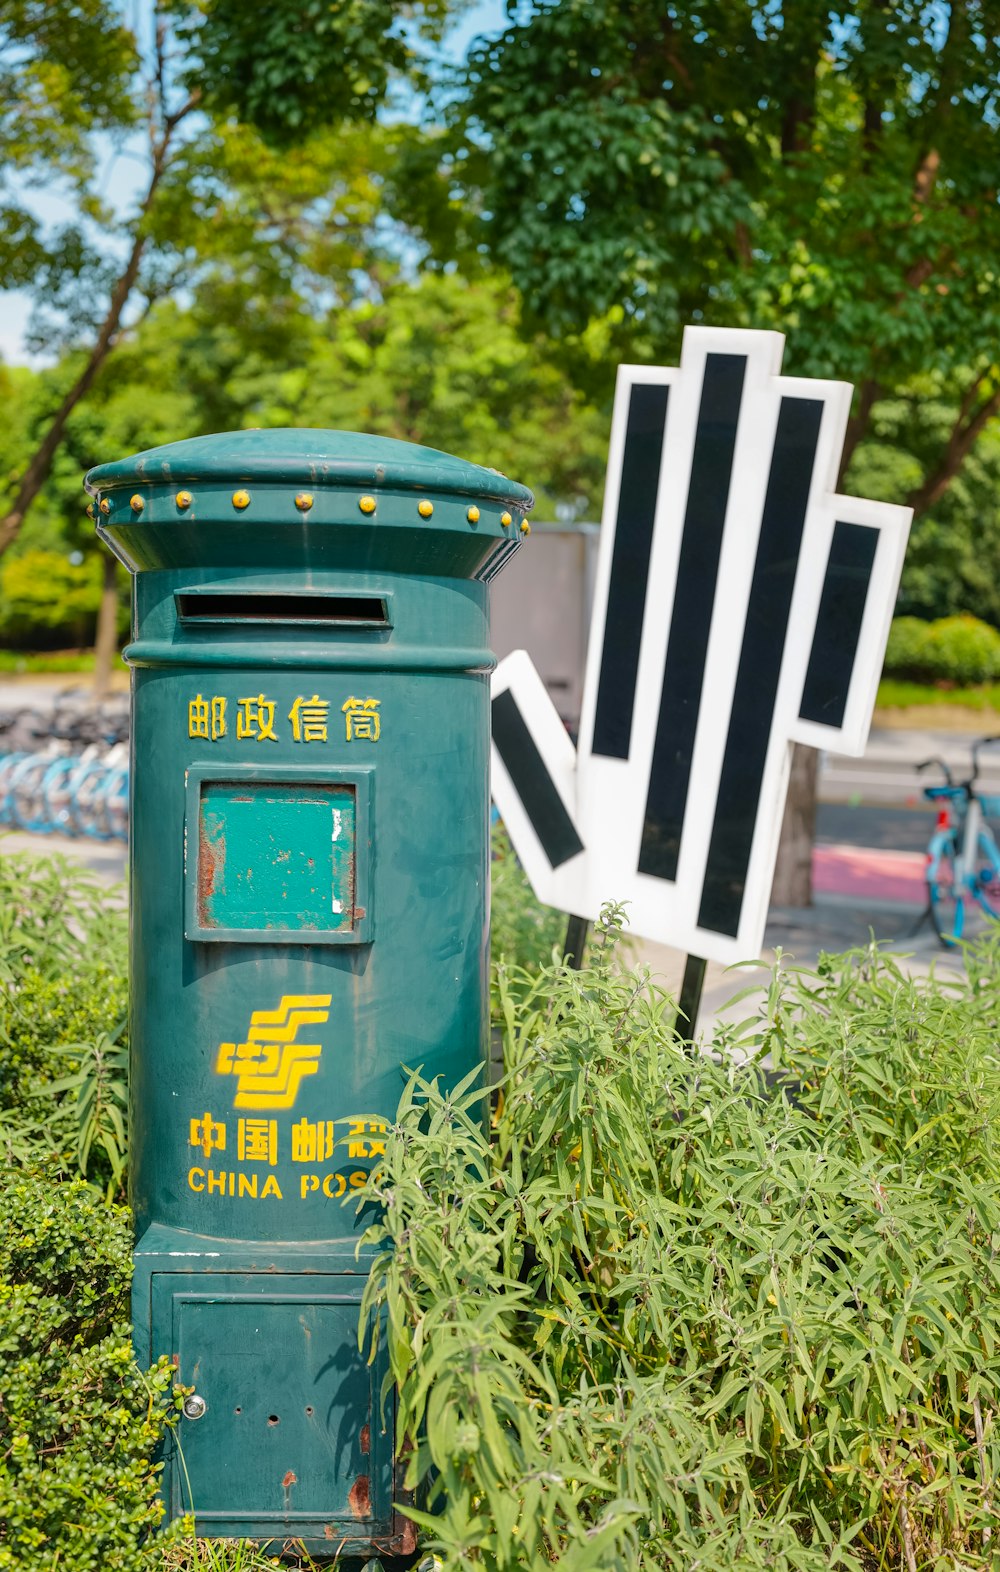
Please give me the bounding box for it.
[85,430,532,1555]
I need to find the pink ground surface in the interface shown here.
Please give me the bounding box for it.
[812,844,926,904]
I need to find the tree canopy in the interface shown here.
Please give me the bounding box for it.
[425,0,1000,483]
[0,0,998,645]
[0,0,443,549]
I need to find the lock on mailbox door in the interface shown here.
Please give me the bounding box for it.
[86,430,532,1555]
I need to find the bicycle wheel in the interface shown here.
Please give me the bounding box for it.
[8,754,49,831]
[71,760,112,839]
[101,763,129,841]
[927,840,969,946]
[972,832,1000,923]
[928,838,998,946]
[41,755,75,832]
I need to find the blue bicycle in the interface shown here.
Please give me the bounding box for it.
[918,737,1000,947]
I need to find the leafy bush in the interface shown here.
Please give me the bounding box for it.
[0,550,104,649]
[0,965,126,1110]
[884,614,1000,685]
[0,1169,178,1569]
[0,851,126,990]
[361,916,1000,1570]
[0,854,128,1193]
[490,821,566,983]
[883,616,932,679]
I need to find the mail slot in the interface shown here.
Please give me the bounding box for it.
[85,428,532,1554]
[175,591,391,626]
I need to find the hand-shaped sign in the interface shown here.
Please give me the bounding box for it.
[491,326,912,965]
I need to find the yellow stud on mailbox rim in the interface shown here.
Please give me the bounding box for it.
[232,489,251,510]
[130,493,145,512]
[295,492,314,512]
[467,506,480,523]
[175,490,193,510]
[99,498,111,515]
[358,495,376,514]
[500,511,512,527]
[418,499,434,518]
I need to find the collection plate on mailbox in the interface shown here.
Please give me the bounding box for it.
[184,766,372,944]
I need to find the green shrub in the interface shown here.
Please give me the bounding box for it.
[0,851,127,989]
[360,916,1000,1570]
[883,615,931,678]
[0,964,127,1112]
[0,854,128,1192]
[884,614,1000,685]
[0,550,103,649]
[0,1169,178,1569]
[490,822,565,982]
[929,616,1000,684]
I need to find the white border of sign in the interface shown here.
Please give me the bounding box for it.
[491,325,912,966]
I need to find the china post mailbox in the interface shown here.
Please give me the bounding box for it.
[85,430,532,1555]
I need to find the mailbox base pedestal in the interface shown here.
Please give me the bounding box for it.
[134,1227,410,1557]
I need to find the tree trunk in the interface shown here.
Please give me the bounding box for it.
[907,380,1000,516]
[771,743,818,907]
[0,88,198,557]
[0,225,151,557]
[92,553,121,700]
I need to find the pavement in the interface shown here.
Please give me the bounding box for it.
[0,673,128,709]
[0,826,127,883]
[634,886,961,1046]
[622,719,996,1037]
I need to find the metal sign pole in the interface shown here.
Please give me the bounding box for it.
[676,954,707,1047]
[563,912,589,969]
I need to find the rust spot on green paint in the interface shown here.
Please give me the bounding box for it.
[348,1474,371,1518]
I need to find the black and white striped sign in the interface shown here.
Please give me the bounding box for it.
[491,326,912,964]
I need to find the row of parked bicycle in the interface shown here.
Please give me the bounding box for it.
[0,693,130,842]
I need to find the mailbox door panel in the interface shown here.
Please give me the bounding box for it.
[155,1273,392,1540]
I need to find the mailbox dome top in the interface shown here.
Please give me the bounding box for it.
[85,427,534,509]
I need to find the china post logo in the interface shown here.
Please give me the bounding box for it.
[215,994,331,1110]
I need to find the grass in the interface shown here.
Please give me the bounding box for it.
[876,677,1000,714]
[162,1531,332,1570]
[162,1538,286,1570]
[0,648,96,673]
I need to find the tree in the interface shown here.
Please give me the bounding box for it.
[0,0,191,555]
[0,0,445,557]
[424,0,1000,906]
[212,271,610,518]
[435,0,1000,514]
[0,0,463,689]
[848,378,1000,627]
[0,269,611,654]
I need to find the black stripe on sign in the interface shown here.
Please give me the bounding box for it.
[592,382,670,759]
[638,353,746,881]
[492,689,583,869]
[799,521,878,727]
[697,396,824,937]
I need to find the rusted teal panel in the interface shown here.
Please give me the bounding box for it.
[197,780,356,934]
